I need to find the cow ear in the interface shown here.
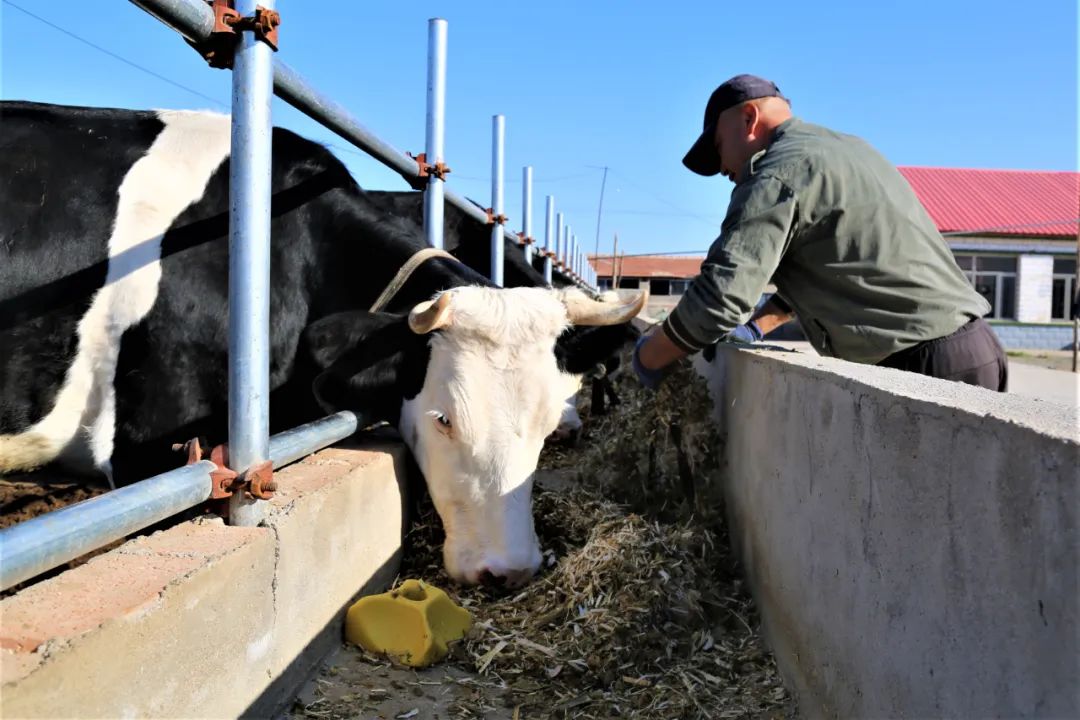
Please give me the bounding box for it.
[555,323,640,375]
[303,310,393,371]
[302,311,430,424]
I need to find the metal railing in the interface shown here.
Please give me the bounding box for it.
[0,0,599,592]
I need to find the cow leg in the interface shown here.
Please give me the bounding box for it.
[603,377,620,407]
[590,377,607,416]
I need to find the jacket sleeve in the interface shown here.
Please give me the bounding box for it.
[663,174,797,353]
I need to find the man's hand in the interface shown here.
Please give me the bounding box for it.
[727,320,764,343]
[632,335,666,390]
[632,328,688,390]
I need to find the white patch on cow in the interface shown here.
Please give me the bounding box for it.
[0,110,232,475]
[399,286,578,588]
[550,373,584,441]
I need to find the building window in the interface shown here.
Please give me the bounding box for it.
[597,278,612,290]
[1052,257,1077,320]
[617,277,639,289]
[669,280,690,296]
[953,254,1018,319]
[649,279,671,295]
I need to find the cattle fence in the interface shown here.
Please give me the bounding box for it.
[0,0,600,591]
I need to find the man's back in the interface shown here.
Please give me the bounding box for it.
[753,119,989,363]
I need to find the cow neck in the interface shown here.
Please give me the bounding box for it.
[368,247,455,313]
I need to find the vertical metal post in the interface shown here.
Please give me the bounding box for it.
[228,0,275,526]
[522,166,534,265]
[556,212,565,275]
[563,224,572,269]
[543,196,554,285]
[490,115,505,286]
[424,18,448,250]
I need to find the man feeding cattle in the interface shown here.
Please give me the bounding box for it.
[633,74,1008,392]
[0,100,644,589]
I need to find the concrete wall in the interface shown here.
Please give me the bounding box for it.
[697,345,1079,719]
[1,444,407,719]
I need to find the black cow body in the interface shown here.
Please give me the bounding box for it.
[0,101,630,485]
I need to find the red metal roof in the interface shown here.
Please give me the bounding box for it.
[898,167,1079,238]
[589,255,703,279]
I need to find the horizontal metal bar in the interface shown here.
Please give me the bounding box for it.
[272,62,419,181]
[0,461,215,592]
[0,410,360,592]
[268,411,359,469]
[130,0,536,259]
[128,0,215,44]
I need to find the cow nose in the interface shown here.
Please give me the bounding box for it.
[478,569,506,588]
[478,566,536,589]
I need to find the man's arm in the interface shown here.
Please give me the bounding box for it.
[747,298,795,337]
[635,176,797,382]
[637,297,794,374]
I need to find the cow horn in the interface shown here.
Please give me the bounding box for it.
[561,288,648,326]
[408,292,454,334]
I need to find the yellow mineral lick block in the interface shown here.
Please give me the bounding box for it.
[344,579,472,667]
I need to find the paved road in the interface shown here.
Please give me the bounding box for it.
[1006,362,1080,407]
[761,341,1079,408]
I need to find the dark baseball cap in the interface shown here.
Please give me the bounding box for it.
[682,74,787,176]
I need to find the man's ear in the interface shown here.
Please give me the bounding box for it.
[555,323,639,375]
[302,311,431,423]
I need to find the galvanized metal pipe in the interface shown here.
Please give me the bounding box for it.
[129,0,537,267]
[564,225,573,269]
[268,411,359,469]
[423,18,448,250]
[129,0,215,42]
[0,461,216,592]
[0,410,361,593]
[490,115,506,287]
[522,166,534,265]
[228,0,275,526]
[543,196,554,285]
[556,213,565,274]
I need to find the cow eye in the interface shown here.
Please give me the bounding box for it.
[433,413,452,429]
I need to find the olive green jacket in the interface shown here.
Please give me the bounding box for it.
[663,117,990,364]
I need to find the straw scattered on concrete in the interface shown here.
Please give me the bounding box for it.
[391,357,795,719]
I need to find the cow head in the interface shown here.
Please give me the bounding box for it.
[303,286,644,588]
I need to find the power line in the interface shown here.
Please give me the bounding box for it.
[3,0,228,110]
[604,167,726,229]
[1,0,401,171]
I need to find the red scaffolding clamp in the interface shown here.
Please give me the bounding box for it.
[516,232,535,247]
[175,438,277,501]
[409,152,451,181]
[188,0,281,69]
[485,208,508,225]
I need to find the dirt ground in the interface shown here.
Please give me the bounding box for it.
[1007,349,1078,373]
[0,472,109,531]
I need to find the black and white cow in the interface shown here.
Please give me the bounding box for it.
[367,190,637,440]
[0,101,644,587]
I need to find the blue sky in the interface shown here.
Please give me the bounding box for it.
[2,0,1077,258]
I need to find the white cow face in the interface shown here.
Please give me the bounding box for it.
[399,286,643,588]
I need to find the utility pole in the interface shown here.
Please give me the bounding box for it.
[593,166,609,261]
[1073,237,1078,372]
[611,233,619,289]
